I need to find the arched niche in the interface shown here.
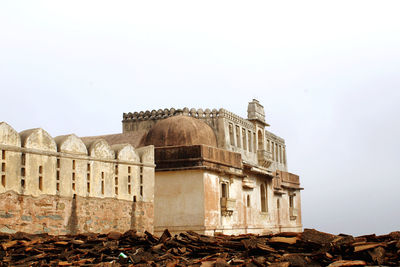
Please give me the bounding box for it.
[54,134,88,155]
[112,144,140,162]
[19,128,57,152]
[85,139,114,159]
[0,122,21,146]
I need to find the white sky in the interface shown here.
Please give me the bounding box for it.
[1,1,399,236]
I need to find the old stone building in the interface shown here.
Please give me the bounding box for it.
[0,99,302,236]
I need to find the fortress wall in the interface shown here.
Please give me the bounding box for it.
[0,122,155,234]
[0,123,22,194]
[0,191,153,235]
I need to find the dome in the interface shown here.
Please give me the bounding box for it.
[144,115,217,147]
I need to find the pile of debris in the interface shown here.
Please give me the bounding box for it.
[1,228,399,266]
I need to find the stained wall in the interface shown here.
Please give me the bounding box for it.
[0,122,155,234]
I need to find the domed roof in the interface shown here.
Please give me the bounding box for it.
[144,115,217,147]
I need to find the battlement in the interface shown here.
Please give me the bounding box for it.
[123,107,220,121]
[0,122,154,202]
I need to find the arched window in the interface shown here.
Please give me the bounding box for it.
[260,184,267,212]
[257,130,264,150]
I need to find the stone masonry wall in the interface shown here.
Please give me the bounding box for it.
[0,191,153,235]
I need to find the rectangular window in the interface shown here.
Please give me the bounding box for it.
[21,153,25,165]
[140,175,143,184]
[39,166,43,174]
[39,176,43,191]
[87,163,90,171]
[253,133,256,152]
[57,159,60,169]
[1,162,5,172]
[283,147,286,164]
[248,130,252,152]
[72,182,75,191]
[229,123,234,146]
[235,125,241,148]
[72,160,76,170]
[1,175,5,187]
[21,179,25,189]
[128,175,131,183]
[128,166,131,173]
[101,172,105,195]
[72,172,75,181]
[115,165,118,175]
[289,195,294,208]
[221,183,227,198]
[21,167,25,177]
[56,170,60,180]
[115,186,118,195]
[271,142,275,160]
[115,177,118,185]
[1,150,5,160]
[56,183,60,192]
[87,182,90,193]
[128,184,131,194]
[140,186,143,196]
[242,128,247,150]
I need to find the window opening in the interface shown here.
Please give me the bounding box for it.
[289,195,294,208]
[253,132,256,152]
[21,153,25,165]
[242,128,247,150]
[248,130,252,152]
[235,125,241,148]
[229,123,234,146]
[257,130,263,150]
[38,165,43,191]
[260,184,267,212]
[221,183,228,198]
[101,172,105,195]
[39,176,43,191]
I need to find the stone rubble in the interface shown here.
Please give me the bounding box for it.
[0,228,399,266]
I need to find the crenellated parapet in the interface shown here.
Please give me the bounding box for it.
[0,122,155,202]
[122,107,220,121]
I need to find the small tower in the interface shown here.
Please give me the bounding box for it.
[247,99,269,126]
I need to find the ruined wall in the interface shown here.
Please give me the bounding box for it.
[0,122,155,234]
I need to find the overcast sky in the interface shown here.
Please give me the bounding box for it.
[1,1,399,236]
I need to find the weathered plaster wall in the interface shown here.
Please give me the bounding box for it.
[0,191,153,235]
[154,169,205,235]
[0,122,155,234]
